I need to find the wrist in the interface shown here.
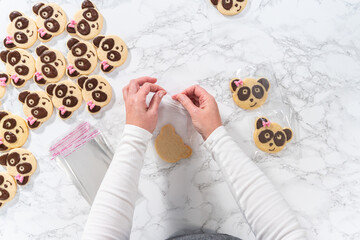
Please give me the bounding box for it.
[202,123,222,140]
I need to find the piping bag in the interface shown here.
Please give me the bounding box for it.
[49,122,114,204]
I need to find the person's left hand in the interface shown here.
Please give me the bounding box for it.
[122,76,166,133]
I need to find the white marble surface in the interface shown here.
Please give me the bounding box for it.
[0,0,360,239]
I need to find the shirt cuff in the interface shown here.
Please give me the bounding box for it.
[203,126,228,151]
[122,124,153,141]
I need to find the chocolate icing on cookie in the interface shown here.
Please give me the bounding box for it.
[46,80,83,119]
[66,0,103,40]
[32,3,67,42]
[4,11,37,49]
[77,75,112,114]
[0,149,37,186]
[230,78,270,110]
[253,117,293,154]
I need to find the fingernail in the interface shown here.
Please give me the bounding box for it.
[178,95,185,101]
[159,91,165,98]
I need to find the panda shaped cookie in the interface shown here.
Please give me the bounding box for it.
[18,90,53,129]
[0,73,10,99]
[32,2,67,42]
[66,0,103,40]
[46,80,83,119]
[0,148,37,186]
[230,78,270,110]
[77,75,112,114]
[253,117,293,154]
[0,172,17,208]
[0,49,36,88]
[66,38,97,79]
[93,35,128,73]
[3,11,38,49]
[210,0,248,16]
[34,45,66,85]
[0,111,29,152]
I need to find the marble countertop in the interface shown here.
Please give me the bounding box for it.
[1,0,360,239]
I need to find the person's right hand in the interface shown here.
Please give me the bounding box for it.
[173,85,222,140]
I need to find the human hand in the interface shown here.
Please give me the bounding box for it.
[173,85,222,140]
[122,77,166,133]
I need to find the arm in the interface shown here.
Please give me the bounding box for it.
[82,125,152,240]
[82,77,166,240]
[204,126,307,240]
[173,85,306,240]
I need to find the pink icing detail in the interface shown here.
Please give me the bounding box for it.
[35,72,43,81]
[0,77,7,87]
[27,116,36,126]
[68,20,76,28]
[262,120,271,127]
[87,101,95,110]
[0,137,3,145]
[15,174,24,183]
[234,79,243,87]
[101,60,110,70]
[11,74,19,83]
[58,106,67,115]
[38,28,46,37]
[67,65,75,74]
[6,36,13,44]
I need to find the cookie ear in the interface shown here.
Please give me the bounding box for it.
[67,38,79,50]
[0,111,9,121]
[46,84,56,96]
[210,0,219,5]
[82,0,95,9]
[9,11,22,22]
[3,38,16,49]
[258,78,270,92]
[32,3,45,15]
[0,153,8,166]
[36,45,49,56]
[93,36,105,48]
[283,128,293,142]
[77,76,88,89]
[19,91,30,103]
[0,50,9,63]
[229,78,240,93]
[256,117,268,129]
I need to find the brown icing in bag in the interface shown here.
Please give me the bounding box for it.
[155,124,192,163]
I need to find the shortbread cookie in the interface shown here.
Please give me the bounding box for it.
[254,117,293,154]
[46,80,83,119]
[155,124,192,163]
[0,148,37,186]
[0,73,10,99]
[230,78,270,110]
[66,38,97,78]
[18,91,53,129]
[0,172,17,208]
[3,11,38,49]
[210,0,248,16]
[93,35,128,73]
[0,111,29,151]
[0,49,36,88]
[66,0,103,40]
[77,75,112,114]
[32,3,67,42]
[34,45,66,85]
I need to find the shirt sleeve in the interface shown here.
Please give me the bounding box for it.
[82,124,153,240]
[204,126,307,240]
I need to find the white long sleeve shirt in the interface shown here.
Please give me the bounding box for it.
[82,125,307,240]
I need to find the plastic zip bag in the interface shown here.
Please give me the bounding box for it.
[49,122,114,204]
[226,64,301,160]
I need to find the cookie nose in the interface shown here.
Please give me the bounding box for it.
[250,98,253,102]
[26,30,29,33]
[91,24,95,28]
[269,143,273,146]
